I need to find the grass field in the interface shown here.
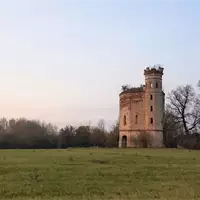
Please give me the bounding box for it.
[0,148,200,200]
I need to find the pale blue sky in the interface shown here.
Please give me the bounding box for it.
[0,0,199,128]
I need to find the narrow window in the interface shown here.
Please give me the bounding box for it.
[124,115,126,125]
[150,106,153,112]
[150,118,153,124]
[156,82,159,88]
[135,115,138,124]
[150,82,153,88]
[150,95,153,100]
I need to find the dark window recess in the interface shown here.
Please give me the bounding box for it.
[150,118,153,124]
[124,115,126,125]
[156,82,159,88]
[135,115,138,124]
[150,106,153,111]
[150,95,153,100]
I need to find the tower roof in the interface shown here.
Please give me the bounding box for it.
[144,65,164,75]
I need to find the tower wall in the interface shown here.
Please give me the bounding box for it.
[144,67,164,147]
[119,91,145,147]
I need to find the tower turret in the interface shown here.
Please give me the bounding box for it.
[144,65,164,147]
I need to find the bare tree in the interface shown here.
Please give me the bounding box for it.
[0,118,9,133]
[105,119,119,147]
[97,119,106,132]
[197,80,200,88]
[162,107,183,147]
[167,85,200,135]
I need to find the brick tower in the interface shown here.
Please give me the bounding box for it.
[119,66,165,147]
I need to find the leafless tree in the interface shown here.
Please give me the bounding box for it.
[0,118,9,133]
[97,119,106,132]
[162,107,183,147]
[197,80,200,88]
[167,84,200,135]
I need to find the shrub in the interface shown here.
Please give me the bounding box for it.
[132,131,153,148]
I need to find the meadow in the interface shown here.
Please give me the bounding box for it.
[0,148,200,200]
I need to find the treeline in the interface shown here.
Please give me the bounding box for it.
[0,118,119,149]
[0,81,200,149]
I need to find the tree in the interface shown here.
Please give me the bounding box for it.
[105,120,119,147]
[162,108,182,147]
[97,119,106,132]
[197,80,200,88]
[90,127,106,147]
[75,126,91,147]
[167,85,200,135]
[0,118,9,134]
[59,126,75,148]
[0,118,58,149]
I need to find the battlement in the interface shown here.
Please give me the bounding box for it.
[120,86,145,96]
[144,65,164,75]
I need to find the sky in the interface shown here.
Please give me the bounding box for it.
[0,0,200,129]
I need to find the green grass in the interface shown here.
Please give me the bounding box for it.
[0,148,200,200]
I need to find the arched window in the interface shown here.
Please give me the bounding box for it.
[150,81,153,88]
[124,115,126,125]
[156,82,159,88]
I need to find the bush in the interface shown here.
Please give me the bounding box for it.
[132,131,153,148]
[176,133,200,149]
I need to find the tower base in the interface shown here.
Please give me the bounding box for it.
[119,130,163,148]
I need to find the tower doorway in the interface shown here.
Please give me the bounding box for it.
[122,135,127,148]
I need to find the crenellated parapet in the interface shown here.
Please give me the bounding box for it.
[144,65,164,75]
[119,87,144,96]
